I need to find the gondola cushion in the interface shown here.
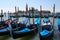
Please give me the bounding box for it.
[40,30,51,37]
[14,28,30,33]
[35,18,40,24]
[58,19,60,25]
[58,19,60,30]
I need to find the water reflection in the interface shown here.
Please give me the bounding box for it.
[0,35,9,40]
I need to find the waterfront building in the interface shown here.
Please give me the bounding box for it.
[40,10,51,17]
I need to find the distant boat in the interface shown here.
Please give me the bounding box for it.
[0,15,3,17]
[22,15,40,18]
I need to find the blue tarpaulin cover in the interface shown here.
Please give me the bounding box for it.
[35,18,40,24]
[58,18,60,30]
[58,18,60,25]
[44,18,50,23]
[14,28,31,33]
[40,30,51,37]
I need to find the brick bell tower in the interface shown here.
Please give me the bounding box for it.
[53,4,55,13]
[26,4,28,14]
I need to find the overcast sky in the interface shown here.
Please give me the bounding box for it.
[0,0,60,13]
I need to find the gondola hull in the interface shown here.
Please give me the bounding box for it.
[58,25,60,31]
[58,18,60,31]
[39,25,54,40]
[12,27,37,39]
[0,27,10,36]
[40,32,53,40]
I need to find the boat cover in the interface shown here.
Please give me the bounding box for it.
[35,18,40,24]
[44,18,50,23]
[58,18,60,30]
[14,28,31,33]
[40,30,51,37]
[58,18,60,25]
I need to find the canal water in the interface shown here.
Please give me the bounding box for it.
[0,17,60,40]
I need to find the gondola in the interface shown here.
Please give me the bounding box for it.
[11,24,38,39]
[0,19,21,36]
[58,17,60,31]
[10,18,40,39]
[39,18,53,40]
[0,21,10,36]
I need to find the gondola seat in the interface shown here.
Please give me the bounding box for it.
[28,24,38,29]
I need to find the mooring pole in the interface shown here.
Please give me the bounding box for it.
[9,24,13,37]
[32,7,34,24]
[40,5,42,32]
[8,11,9,19]
[1,10,3,22]
[29,8,30,25]
[15,6,18,28]
[26,4,28,17]
[53,4,55,27]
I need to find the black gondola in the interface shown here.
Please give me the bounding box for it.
[58,18,60,31]
[0,21,10,36]
[10,18,40,39]
[0,19,20,36]
[39,18,54,40]
[40,25,53,40]
[11,24,38,39]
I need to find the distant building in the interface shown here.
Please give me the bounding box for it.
[40,10,51,17]
[28,7,39,16]
[56,12,60,16]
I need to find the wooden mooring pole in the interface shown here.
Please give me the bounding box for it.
[40,5,42,32]
[32,7,34,24]
[1,10,3,22]
[53,4,55,27]
[29,8,30,24]
[15,6,18,28]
